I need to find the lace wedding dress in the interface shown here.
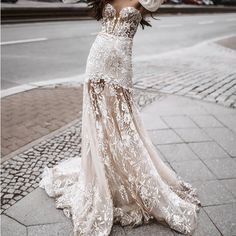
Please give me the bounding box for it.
[39,3,200,236]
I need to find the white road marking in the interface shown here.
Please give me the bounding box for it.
[225,18,236,22]
[158,24,183,28]
[1,38,48,46]
[198,20,215,25]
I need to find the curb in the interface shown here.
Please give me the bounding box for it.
[2,5,236,24]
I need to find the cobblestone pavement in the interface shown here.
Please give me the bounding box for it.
[1,86,83,158]
[1,93,236,236]
[133,36,236,109]
[0,87,163,213]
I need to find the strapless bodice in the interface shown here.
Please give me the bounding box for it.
[101,3,142,39]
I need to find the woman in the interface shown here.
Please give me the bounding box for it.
[39,1,201,235]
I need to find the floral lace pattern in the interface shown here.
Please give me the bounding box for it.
[39,3,200,236]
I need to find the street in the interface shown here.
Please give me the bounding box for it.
[1,13,236,89]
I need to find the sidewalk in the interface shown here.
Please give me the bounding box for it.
[1,93,236,236]
[1,37,236,235]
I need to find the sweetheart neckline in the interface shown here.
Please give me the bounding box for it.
[106,3,142,17]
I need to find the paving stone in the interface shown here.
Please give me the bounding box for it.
[157,143,199,163]
[189,141,229,160]
[161,115,198,128]
[110,225,126,236]
[5,188,68,226]
[193,180,235,206]
[215,114,236,134]
[190,115,223,128]
[125,222,174,236]
[1,214,27,236]
[148,129,183,145]
[204,127,236,157]
[220,179,236,198]
[204,158,236,179]
[174,209,221,236]
[141,113,168,130]
[205,203,236,236]
[171,160,216,182]
[174,128,212,143]
[27,222,73,236]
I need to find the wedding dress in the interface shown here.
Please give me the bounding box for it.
[39,3,200,236]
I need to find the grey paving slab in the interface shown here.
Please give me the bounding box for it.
[204,158,236,179]
[174,209,221,236]
[193,180,235,206]
[141,112,168,130]
[148,129,183,145]
[1,214,27,236]
[189,141,229,160]
[110,225,126,236]
[205,203,236,236]
[27,222,73,236]
[220,179,236,198]
[125,222,174,236]
[190,115,223,128]
[5,187,69,226]
[161,115,198,128]
[174,128,212,143]
[204,127,236,157]
[171,160,216,182]
[215,114,236,134]
[200,101,236,115]
[157,143,199,163]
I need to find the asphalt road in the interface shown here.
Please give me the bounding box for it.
[1,13,236,90]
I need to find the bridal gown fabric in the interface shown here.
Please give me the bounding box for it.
[39,3,200,236]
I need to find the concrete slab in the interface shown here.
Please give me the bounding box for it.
[141,113,168,130]
[193,180,235,206]
[190,115,223,128]
[5,188,69,226]
[215,114,236,134]
[171,160,216,182]
[204,158,236,179]
[161,115,198,128]
[1,214,27,236]
[189,142,229,160]
[204,127,236,157]
[174,209,221,236]
[125,222,174,236]
[174,128,212,143]
[28,222,73,236]
[205,203,236,236]
[220,179,236,198]
[148,129,183,145]
[157,143,199,163]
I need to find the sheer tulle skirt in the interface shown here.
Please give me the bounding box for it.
[39,78,200,236]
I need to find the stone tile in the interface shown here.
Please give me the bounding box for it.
[189,142,229,160]
[204,127,236,157]
[1,214,27,236]
[161,115,198,128]
[5,188,68,226]
[205,203,236,236]
[194,180,235,206]
[125,222,174,236]
[110,225,126,236]
[220,179,236,198]
[204,158,236,179]
[171,160,215,182]
[215,114,236,134]
[157,143,199,163]
[190,115,223,128]
[141,113,168,130]
[174,209,221,236]
[148,129,183,145]
[174,128,212,143]
[28,222,73,236]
